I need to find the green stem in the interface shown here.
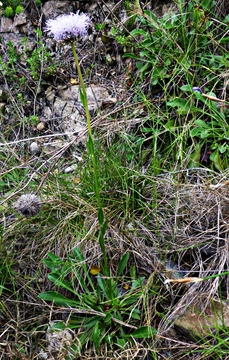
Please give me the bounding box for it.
[71,41,109,275]
[71,41,100,205]
[71,41,92,139]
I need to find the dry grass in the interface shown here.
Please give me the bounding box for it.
[1,165,229,359]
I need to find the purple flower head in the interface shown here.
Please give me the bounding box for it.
[44,11,90,42]
[192,87,202,94]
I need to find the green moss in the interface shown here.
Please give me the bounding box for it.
[1,0,23,17]
[15,4,23,14]
[4,6,14,17]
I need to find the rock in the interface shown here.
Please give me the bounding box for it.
[29,142,40,155]
[175,296,229,341]
[42,1,74,20]
[41,139,68,155]
[0,103,5,117]
[0,88,7,102]
[45,322,74,358]
[0,33,35,57]
[56,85,110,112]
[0,17,13,32]
[14,12,27,27]
[37,122,45,131]
[43,85,110,142]
[64,164,78,173]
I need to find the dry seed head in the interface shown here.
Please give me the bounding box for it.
[16,194,42,217]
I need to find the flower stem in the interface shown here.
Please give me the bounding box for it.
[71,41,109,275]
[71,42,93,137]
[71,41,99,201]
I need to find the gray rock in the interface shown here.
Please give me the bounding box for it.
[29,141,40,155]
[43,85,110,143]
[42,1,74,20]
[0,17,13,33]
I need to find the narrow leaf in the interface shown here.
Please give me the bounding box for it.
[131,326,157,338]
[48,272,77,294]
[117,252,129,276]
[98,208,104,225]
[79,88,86,108]
[39,291,79,306]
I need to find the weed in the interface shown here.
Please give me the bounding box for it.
[111,0,229,171]
[39,249,157,355]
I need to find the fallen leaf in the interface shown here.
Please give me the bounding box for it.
[70,78,78,85]
[164,277,204,284]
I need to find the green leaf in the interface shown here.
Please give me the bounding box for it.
[84,316,101,327]
[188,143,202,168]
[195,119,210,128]
[141,39,153,47]
[79,88,86,108]
[218,143,228,154]
[91,321,101,348]
[87,136,94,154]
[43,252,63,270]
[72,247,84,263]
[122,53,141,60]
[116,337,126,348]
[39,291,79,306]
[201,0,214,11]
[98,208,104,225]
[99,219,108,254]
[131,326,157,338]
[130,29,147,36]
[130,309,141,320]
[48,272,77,294]
[104,312,112,323]
[49,321,65,331]
[131,277,145,289]
[97,275,108,296]
[219,37,229,44]
[117,252,129,276]
[210,149,225,171]
[167,98,199,114]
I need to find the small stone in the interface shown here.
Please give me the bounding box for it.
[37,122,45,131]
[29,141,40,154]
[64,164,78,173]
[0,102,5,115]
[0,17,13,32]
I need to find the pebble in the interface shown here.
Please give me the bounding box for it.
[29,141,40,154]
[64,164,78,173]
[37,122,45,131]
